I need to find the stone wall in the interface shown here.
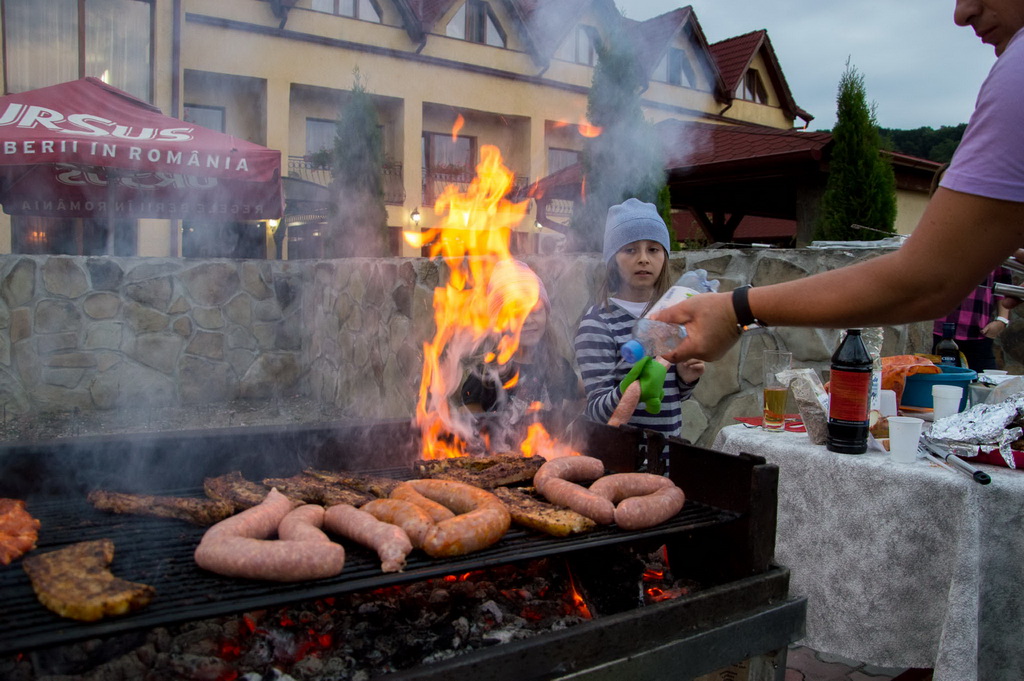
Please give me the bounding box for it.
[0,249,983,447]
[0,256,307,415]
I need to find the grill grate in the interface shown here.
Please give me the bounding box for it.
[0,489,737,656]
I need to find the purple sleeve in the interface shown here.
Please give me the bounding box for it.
[940,30,1024,202]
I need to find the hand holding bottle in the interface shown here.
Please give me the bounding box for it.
[621,269,720,362]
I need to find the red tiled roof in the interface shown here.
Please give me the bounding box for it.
[655,119,832,169]
[708,30,812,124]
[708,30,765,94]
[529,122,832,201]
[626,8,691,75]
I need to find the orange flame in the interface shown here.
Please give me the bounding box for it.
[578,119,602,138]
[520,422,580,459]
[412,142,543,459]
[452,113,465,141]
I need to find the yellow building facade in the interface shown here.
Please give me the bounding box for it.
[0,0,810,258]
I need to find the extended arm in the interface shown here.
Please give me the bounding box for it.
[655,188,1024,363]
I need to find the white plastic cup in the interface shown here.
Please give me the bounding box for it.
[888,416,924,464]
[932,384,965,421]
[879,390,898,417]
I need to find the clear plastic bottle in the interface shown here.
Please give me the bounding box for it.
[620,269,719,362]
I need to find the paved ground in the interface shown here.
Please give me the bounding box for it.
[785,645,930,681]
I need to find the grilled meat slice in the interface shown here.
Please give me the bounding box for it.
[22,539,155,621]
[204,471,269,511]
[0,498,41,565]
[88,490,235,526]
[416,454,544,489]
[262,474,374,507]
[493,486,596,537]
[303,469,400,498]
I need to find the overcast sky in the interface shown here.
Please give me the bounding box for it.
[619,0,997,131]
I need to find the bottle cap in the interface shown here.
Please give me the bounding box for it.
[621,340,645,363]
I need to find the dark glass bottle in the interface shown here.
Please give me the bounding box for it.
[826,329,872,454]
[935,322,961,367]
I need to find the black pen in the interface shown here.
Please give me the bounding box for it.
[923,439,992,485]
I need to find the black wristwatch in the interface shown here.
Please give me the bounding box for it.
[732,285,768,334]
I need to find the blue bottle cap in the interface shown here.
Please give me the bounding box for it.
[621,339,645,363]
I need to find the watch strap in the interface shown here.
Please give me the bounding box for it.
[733,285,767,333]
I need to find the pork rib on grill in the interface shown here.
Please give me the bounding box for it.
[415,454,544,489]
[87,490,236,526]
[204,471,271,511]
[302,469,401,498]
[262,474,375,507]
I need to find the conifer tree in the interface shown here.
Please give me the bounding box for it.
[570,27,667,252]
[814,63,897,241]
[327,70,388,257]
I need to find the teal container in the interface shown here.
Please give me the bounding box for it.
[901,365,976,411]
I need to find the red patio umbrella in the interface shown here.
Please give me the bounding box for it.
[0,77,283,253]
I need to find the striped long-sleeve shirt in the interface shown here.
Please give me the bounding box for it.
[574,302,696,438]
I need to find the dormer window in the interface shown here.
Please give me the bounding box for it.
[311,0,381,23]
[652,47,696,87]
[554,25,597,66]
[741,69,769,104]
[446,1,506,48]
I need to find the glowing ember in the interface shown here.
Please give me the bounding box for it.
[566,570,593,620]
[405,141,555,459]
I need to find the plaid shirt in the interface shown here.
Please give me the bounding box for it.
[933,268,1011,340]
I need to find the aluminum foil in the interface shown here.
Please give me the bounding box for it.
[929,393,1024,468]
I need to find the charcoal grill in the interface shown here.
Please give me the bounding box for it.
[0,418,805,679]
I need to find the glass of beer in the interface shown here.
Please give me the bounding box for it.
[762,350,792,431]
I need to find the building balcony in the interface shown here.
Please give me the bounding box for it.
[422,169,530,206]
[286,156,406,205]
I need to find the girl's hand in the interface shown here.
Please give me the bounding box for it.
[678,358,706,384]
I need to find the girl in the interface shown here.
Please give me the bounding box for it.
[460,259,583,444]
[574,198,704,438]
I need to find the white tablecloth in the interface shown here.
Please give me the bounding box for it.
[712,424,1024,681]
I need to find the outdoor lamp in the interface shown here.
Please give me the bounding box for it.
[411,208,421,224]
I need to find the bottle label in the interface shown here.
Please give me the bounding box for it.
[829,368,871,423]
[646,286,702,315]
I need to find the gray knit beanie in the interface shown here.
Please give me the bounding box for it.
[602,198,671,263]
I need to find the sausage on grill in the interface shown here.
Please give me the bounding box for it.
[323,503,413,573]
[391,480,511,558]
[588,473,686,530]
[194,489,346,581]
[533,456,614,525]
[360,498,434,550]
[390,483,456,523]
